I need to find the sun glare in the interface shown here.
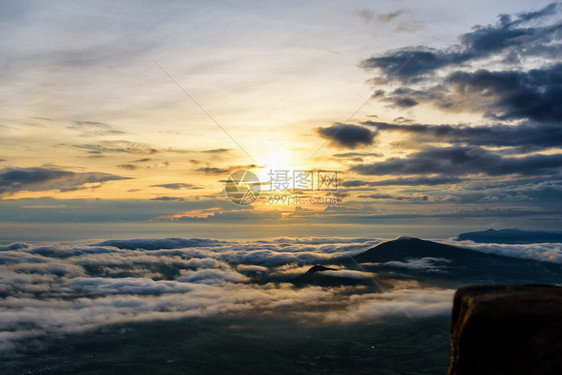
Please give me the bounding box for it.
[255,146,303,183]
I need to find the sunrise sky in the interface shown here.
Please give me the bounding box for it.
[1,0,561,239]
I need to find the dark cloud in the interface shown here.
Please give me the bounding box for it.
[376,64,562,122]
[96,238,224,250]
[0,197,261,223]
[195,164,261,175]
[169,210,283,223]
[117,164,137,170]
[363,4,562,123]
[392,117,414,124]
[342,176,464,187]
[511,2,559,23]
[317,123,377,149]
[361,3,561,81]
[350,146,562,177]
[442,65,562,122]
[362,47,460,82]
[150,196,186,201]
[0,167,129,196]
[75,141,159,155]
[456,228,562,244]
[74,140,189,155]
[201,148,231,154]
[333,152,383,158]
[196,167,230,174]
[364,121,562,150]
[151,183,200,190]
[358,193,429,202]
[457,179,562,206]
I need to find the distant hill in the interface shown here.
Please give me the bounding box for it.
[456,228,562,244]
[353,237,479,264]
[288,237,562,288]
[346,237,562,286]
[306,265,337,274]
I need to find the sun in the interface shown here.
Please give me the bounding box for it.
[254,145,304,184]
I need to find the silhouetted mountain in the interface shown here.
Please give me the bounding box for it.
[456,228,562,244]
[353,237,479,263]
[346,237,562,286]
[306,265,337,274]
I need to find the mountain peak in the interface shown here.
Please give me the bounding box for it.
[353,237,472,264]
[395,236,420,241]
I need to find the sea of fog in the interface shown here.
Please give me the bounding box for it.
[1,234,560,357]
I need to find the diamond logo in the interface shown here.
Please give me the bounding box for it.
[224,170,261,205]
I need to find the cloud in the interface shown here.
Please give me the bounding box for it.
[350,146,562,177]
[195,166,230,174]
[0,237,389,352]
[377,257,451,271]
[319,269,375,279]
[201,148,231,154]
[74,140,191,156]
[0,197,257,222]
[379,65,562,122]
[1,235,560,354]
[364,121,562,151]
[67,121,125,136]
[117,164,137,170]
[69,277,192,295]
[362,4,562,125]
[448,240,562,263]
[358,193,429,202]
[237,264,269,273]
[342,176,464,187]
[444,65,562,122]
[0,167,129,196]
[316,123,377,149]
[151,183,200,190]
[324,288,455,323]
[150,196,186,201]
[95,238,225,250]
[195,164,261,175]
[357,9,404,23]
[360,3,561,81]
[456,228,562,244]
[177,268,249,284]
[333,152,383,158]
[75,140,161,155]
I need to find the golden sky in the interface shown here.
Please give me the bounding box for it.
[1,0,561,233]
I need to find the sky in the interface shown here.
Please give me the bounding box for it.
[1,0,561,239]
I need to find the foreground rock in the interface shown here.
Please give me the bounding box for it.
[448,284,562,375]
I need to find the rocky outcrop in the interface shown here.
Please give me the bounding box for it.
[448,284,562,375]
